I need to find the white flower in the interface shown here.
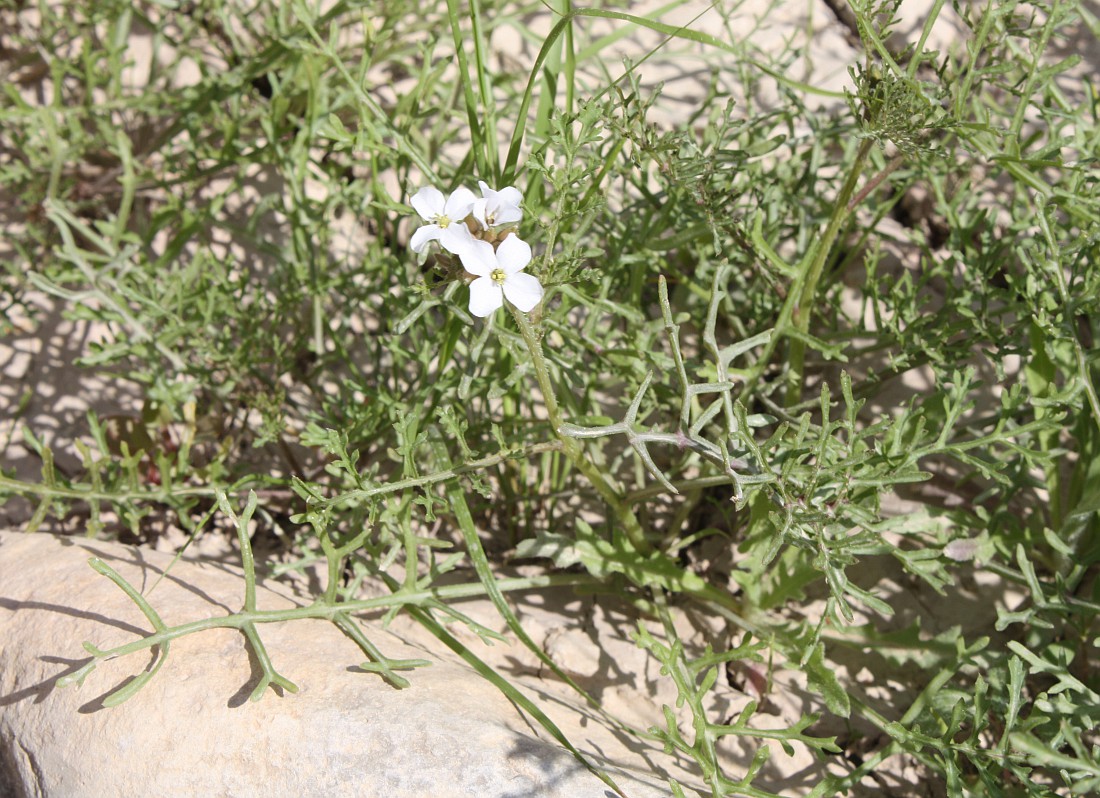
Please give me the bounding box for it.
[459,234,543,317]
[472,180,523,230]
[409,186,477,254]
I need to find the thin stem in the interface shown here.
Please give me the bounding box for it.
[653,587,723,795]
[784,137,874,406]
[469,0,499,180]
[215,490,259,612]
[847,150,906,211]
[510,306,653,553]
[1034,199,1100,435]
[324,440,563,505]
[561,0,575,117]
[81,571,605,661]
[0,473,224,504]
[446,0,490,179]
[738,137,874,409]
[0,444,566,522]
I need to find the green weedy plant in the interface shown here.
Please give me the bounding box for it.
[2,0,1099,794]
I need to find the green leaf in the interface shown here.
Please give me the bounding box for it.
[805,642,850,718]
[516,522,707,594]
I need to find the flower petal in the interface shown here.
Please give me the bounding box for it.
[492,204,523,225]
[495,234,532,274]
[476,182,523,226]
[410,186,445,221]
[439,223,475,255]
[502,272,543,312]
[410,224,441,253]
[445,186,477,219]
[494,185,523,208]
[457,238,497,277]
[468,277,503,317]
[471,198,490,229]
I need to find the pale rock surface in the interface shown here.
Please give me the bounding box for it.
[0,531,682,798]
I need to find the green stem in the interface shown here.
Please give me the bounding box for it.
[737,138,874,410]
[446,0,491,179]
[325,440,562,505]
[1034,202,1100,435]
[561,0,575,117]
[783,137,874,406]
[216,490,259,612]
[468,0,498,180]
[320,535,339,605]
[0,473,224,505]
[511,307,653,553]
[83,570,604,661]
[0,444,565,525]
[653,588,723,795]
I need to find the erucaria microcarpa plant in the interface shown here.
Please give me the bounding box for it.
[408,180,541,317]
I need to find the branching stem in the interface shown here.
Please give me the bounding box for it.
[74,569,602,663]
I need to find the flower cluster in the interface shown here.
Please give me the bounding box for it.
[409,181,543,318]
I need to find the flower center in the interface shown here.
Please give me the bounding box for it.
[436,214,452,228]
[490,268,507,285]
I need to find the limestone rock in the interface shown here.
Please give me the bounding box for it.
[0,531,676,798]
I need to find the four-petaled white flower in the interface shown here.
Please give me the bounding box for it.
[409,186,477,254]
[408,181,544,317]
[459,234,543,317]
[472,180,523,230]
